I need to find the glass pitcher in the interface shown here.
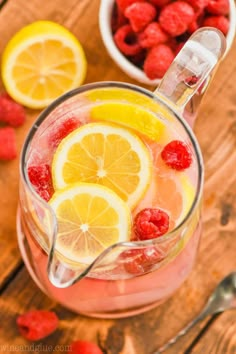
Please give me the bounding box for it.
[17,28,226,318]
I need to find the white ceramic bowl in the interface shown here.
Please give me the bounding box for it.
[99,0,236,85]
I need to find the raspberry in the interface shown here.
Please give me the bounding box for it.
[187,9,204,33]
[139,22,169,48]
[121,247,164,275]
[188,20,198,33]
[184,75,199,86]
[175,42,185,55]
[0,93,26,127]
[207,0,229,15]
[129,50,146,67]
[143,44,175,79]
[134,208,170,240]
[0,127,17,161]
[116,0,141,13]
[185,0,209,11]
[149,0,172,6]
[203,15,229,35]
[114,25,142,56]
[112,3,128,33]
[17,310,59,341]
[161,140,192,170]
[49,117,80,149]
[28,164,54,202]
[124,2,157,32]
[159,1,195,36]
[70,340,103,354]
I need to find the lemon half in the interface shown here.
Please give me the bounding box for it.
[1,21,87,108]
[90,102,167,143]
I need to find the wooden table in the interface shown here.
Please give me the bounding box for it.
[0,0,236,353]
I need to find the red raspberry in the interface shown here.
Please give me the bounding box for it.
[184,75,199,86]
[124,2,157,32]
[149,0,172,6]
[17,310,59,341]
[187,8,205,34]
[187,10,202,33]
[134,208,170,240]
[207,0,229,15]
[129,50,146,66]
[70,340,103,354]
[203,15,229,35]
[49,117,80,149]
[139,22,169,48]
[121,247,164,275]
[0,92,12,100]
[159,1,195,36]
[114,24,142,56]
[28,164,54,202]
[0,93,26,127]
[0,127,17,161]
[185,0,209,11]
[112,3,128,33]
[161,140,192,170]
[116,0,141,13]
[143,44,175,79]
[175,42,185,55]
[188,20,200,33]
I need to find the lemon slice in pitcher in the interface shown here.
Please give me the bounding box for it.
[49,183,131,264]
[90,102,167,143]
[1,21,87,108]
[52,122,151,209]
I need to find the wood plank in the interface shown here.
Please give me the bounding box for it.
[191,312,236,354]
[0,0,236,353]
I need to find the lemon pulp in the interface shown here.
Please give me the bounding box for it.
[49,183,131,264]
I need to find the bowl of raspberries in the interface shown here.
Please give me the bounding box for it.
[99,0,236,85]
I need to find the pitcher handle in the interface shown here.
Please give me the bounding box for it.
[154,28,226,112]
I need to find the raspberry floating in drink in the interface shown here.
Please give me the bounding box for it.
[134,208,170,241]
[161,140,193,171]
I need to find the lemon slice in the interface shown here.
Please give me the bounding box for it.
[49,183,131,264]
[177,174,195,224]
[86,87,176,124]
[90,102,167,143]
[1,21,87,109]
[52,122,151,209]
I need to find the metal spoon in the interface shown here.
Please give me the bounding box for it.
[153,272,236,353]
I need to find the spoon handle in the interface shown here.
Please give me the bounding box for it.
[153,311,207,354]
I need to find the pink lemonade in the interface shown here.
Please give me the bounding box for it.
[17,84,203,318]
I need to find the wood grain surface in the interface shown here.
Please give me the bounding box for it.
[0,0,235,353]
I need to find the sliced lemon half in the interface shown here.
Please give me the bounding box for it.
[52,122,152,209]
[90,102,167,143]
[49,183,131,264]
[1,21,87,109]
